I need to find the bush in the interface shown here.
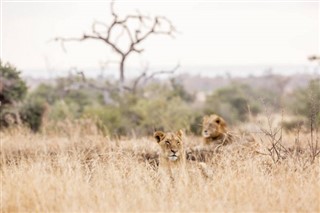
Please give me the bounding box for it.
[83,105,124,136]
[189,112,204,135]
[0,61,28,106]
[0,106,21,128]
[20,98,47,132]
[169,78,195,103]
[0,61,28,128]
[204,83,264,124]
[288,79,320,127]
[83,83,196,137]
[25,77,103,130]
[18,76,199,136]
[132,96,192,134]
[28,84,58,104]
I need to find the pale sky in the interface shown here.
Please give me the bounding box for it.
[1,0,319,77]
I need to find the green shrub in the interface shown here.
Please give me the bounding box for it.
[204,83,263,124]
[20,98,47,132]
[0,61,28,106]
[83,105,124,136]
[132,96,192,134]
[83,83,196,137]
[28,84,58,104]
[288,79,320,127]
[189,112,204,135]
[169,78,195,103]
[0,61,28,128]
[0,106,21,128]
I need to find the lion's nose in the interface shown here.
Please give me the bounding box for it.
[171,149,177,154]
[204,130,208,134]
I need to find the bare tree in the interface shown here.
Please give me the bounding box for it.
[55,1,176,84]
[123,63,180,94]
[308,55,320,62]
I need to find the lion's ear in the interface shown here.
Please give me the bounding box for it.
[154,131,165,143]
[176,129,184,138]
[219,117,227,128]
[203,115,209,122]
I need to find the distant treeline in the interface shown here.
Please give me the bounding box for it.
[1,61,319,136]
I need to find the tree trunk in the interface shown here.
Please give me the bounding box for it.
[120,57,125,83]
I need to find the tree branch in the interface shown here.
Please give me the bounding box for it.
[143,63,180,84]
[54,0,176,83]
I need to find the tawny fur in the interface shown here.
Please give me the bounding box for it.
[154,130,186,178]
[202,114,234,148]
[201,114,258,153]
[153,130,213,179]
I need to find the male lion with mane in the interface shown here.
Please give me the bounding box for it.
[202,114,234,147]
[185,114,235,161]
[200,113,257,154]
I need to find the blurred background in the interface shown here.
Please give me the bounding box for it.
[1,0,319,136]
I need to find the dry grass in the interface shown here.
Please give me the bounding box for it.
[1,126,320,212]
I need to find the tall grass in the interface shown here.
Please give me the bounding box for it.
[1,125,319,212]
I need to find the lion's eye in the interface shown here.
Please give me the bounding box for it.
[166,141,170,145]
[177,141,180,145]
[216,119,220,124]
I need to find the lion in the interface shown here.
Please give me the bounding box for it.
[200,114,258,155]
[154,130,186,169]
[153,130,213,180]
[202,114,234,147]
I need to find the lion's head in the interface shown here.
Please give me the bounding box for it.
[202,114,228,142]
[153,130,184,162]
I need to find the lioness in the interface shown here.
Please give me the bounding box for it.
[153,130,212,180]
[154,130,186,169]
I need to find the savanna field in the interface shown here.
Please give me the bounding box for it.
[1,118,319,212]
[2,1,320,212]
